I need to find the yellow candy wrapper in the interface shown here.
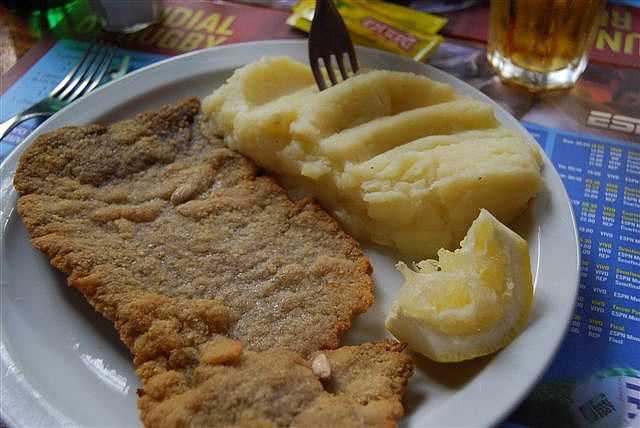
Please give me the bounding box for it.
[287,0,447,62]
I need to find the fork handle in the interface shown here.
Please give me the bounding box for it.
[0,112,50,142]
[0,116,21,142]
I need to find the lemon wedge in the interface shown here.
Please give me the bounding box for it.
[385,208,534,362]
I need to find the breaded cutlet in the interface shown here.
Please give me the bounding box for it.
[13,97,413,426]
[138,339,412,427]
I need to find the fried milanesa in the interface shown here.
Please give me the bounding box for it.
[13,97,413,427]
[139,339,413,427]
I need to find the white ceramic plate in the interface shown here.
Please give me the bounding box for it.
[0,40,579,427]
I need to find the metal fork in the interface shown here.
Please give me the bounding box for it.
[0,43,116,141]
[308,0,359,90]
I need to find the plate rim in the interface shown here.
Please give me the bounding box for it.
[0,39,580,427]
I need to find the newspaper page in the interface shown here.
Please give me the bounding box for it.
[0,1,638,426]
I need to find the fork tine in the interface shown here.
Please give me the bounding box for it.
[49,43,93,98]
[67,45,114,102]
[347,48,359,74]
[336,53,349,81]
[85,47,115,94]
[324,56,339,87]
[310,57,327,91]
[58,44,100,100]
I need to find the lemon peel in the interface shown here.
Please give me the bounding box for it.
[385,208,534,362]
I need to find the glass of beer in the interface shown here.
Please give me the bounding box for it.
[487,0,606,92]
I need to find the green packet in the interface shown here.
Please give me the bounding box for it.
[287,0,447,62]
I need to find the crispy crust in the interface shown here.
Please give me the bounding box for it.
[13,97,412,427]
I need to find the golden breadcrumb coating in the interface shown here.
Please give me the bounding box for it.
[14,97,413,427]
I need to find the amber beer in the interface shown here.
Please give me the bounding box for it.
[487,0,606,91]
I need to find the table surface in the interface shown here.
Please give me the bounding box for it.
[1,1,638,427]
[0,2,38,75]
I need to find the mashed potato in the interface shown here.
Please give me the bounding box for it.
[203,56,543,258]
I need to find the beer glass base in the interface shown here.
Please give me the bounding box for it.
[487,51,588,92]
